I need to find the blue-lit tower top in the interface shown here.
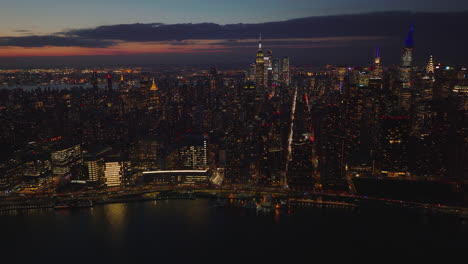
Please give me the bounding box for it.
[402,23,414,68]
[373,46,383,79]
[400,23,414,86]
[405,22,415,48]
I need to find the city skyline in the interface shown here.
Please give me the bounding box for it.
[1,1,468,260]
[1,8,468,66]
[3,0,468,34]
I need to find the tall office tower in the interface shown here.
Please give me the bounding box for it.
[369,47,383,90]
[84,146,111,184]
[272,58,281,82]
[264,49,273,89]
[103,151,131,187]
[132,137,159,170]
[400,89,412,111]
[104,161,122,187]
[426,55,435,79]
[149,79,160,106]
[92,71,98,91]
[400,23,414,88]
[372,47,383,79]
[106,73,113,92]
[381,117,410,175]
[167,134,208,170]
[86,158,104,183]
[255,34,265,97]
[281,57,290,86]
[119,74,125,89]
[246,63,256,82]
[208,67,219,108]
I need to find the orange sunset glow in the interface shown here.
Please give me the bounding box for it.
[0,37,386,58]
[0,41,228,57]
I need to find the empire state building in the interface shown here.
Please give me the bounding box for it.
[255,34,265,95]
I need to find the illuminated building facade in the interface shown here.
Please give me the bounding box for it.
[400,24,414,88]
[453,85,468,110]
[84,146,111,184]
[143,170,209,186]
[107,73,113,92]
[166,134,208,170]
[381,117,410,175]
[0,161,24,191]
[265,49,273,89]
[372,47,383,80]
[281,57,290,86]
[86,158,104,183]
[92,71,98,91]
[131,137,160,171]
[23,158,51,177]
[104,161,123,187]
[50,143,82,176]
[426,55,435,77]
[255,34,265,97]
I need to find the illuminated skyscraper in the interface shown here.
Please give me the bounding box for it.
[426,55,435,79]
[167,134,208,170]
[107,73,113,92]
[104,161,122,187]
[400,23,414,88]
[86,158,104,183]
[92,71,98,91]
[372,47,383,79]
[84,146,111,184]
[369,47,383,90]
[119,74,125,89]
[149,79,160,106]
[272,58,280,82]
[265,49,273,88]
[255,34,265,97]
[281,57,290,86]
[150,79,158,91]
[103,151,131,187]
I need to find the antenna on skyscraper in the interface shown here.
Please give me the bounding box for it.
[259,33,262,50]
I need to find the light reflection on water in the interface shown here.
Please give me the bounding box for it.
[101,203,128,246]
[0,199,467,261]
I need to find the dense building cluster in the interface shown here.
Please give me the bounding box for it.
[0,26,467,196]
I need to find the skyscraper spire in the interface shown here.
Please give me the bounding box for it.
[374,46,381,65]
[150,79,158,91]
[426,55,434,75]
[405,22,415,48]
[373,46,383,79]
[400,23,414,87]
[259,33,262,50]
[255,33,265,96]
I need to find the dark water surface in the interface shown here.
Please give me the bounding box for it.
[2,199,467,262]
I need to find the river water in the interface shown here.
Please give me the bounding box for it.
[2,199,467,262]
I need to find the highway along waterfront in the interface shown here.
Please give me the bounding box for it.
[2,186,468,220]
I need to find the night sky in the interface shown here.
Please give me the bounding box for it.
[1,0,468,66]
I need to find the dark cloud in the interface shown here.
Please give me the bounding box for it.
[0,11,468,65]
[0,35,115,48]
[60,11,467,42]
[211,36,390,48]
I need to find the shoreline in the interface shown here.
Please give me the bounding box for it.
[1,188,468,219]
